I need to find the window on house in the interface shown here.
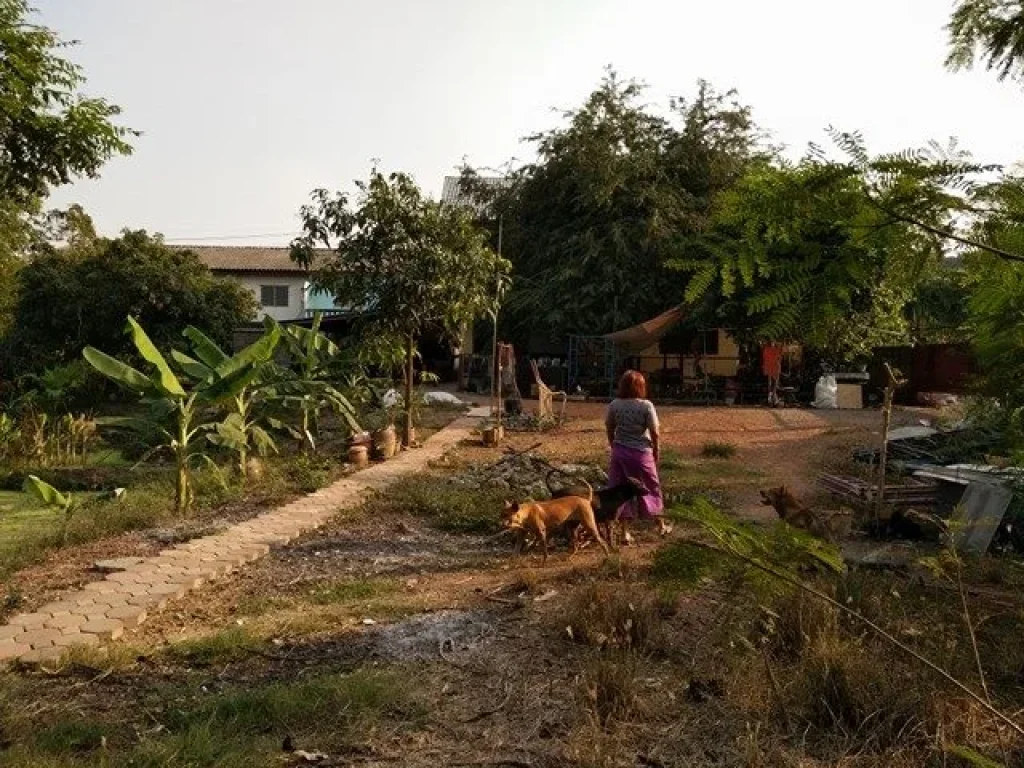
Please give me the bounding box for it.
[260,285,289,307]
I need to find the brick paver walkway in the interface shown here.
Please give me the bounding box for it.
[0,410,487,665]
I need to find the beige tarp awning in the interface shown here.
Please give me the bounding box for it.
[604,305,688,352]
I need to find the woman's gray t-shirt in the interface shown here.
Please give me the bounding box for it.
[606,398,659,451]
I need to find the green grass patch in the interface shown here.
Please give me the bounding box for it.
[32,720,108,756]
[369,474,507,534]
[1,669,421,767]
[650,540,725,587]
[235,594,293,617]
[164,626,258,665]
[701,441,737,459]
[306,577,399,605]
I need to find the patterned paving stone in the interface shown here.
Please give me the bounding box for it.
[21,627,66,648]
[105,605,147,628]
[0,641,30,661]
[0,624,26,641]
[44,613,87,632]
[18,646,64,664]
[53,631,101,649]
[0,413,479,664]
[80,618,124,641]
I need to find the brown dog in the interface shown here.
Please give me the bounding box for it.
[501,485,610,563]
[550,477,647,549]
[760,486,849,542]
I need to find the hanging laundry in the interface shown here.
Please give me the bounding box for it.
[762,344,783,379]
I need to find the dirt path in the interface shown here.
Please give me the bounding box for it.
[473,403,917,520]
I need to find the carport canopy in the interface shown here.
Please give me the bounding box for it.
[603,304,688,352]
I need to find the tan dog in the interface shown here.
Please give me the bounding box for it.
[760,486,849,542]
[501,484,610,563]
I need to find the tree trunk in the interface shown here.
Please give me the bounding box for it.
[403,334,415,448]
[175,407,191,515]
[175,453,190,515]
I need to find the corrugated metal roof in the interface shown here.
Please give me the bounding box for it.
[176,245,330,274]
[441,175,505,213]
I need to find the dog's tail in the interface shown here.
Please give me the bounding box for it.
[580,477,593,503]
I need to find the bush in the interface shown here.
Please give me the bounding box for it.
[649,540,724,587]
[3,231,257,380]
[284,454,333,494]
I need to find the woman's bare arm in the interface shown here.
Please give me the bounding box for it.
[605,407,616,447]
[649,404,660,464]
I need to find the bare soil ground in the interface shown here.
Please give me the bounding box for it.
[2,404,1022,768]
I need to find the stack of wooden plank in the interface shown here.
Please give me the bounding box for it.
[819,474,939,509]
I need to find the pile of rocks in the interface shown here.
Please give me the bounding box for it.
[450,449,607,499]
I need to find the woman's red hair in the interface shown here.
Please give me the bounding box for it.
[617,370,647,399]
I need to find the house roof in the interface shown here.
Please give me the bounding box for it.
[441,175,506,214]
[178,245,330,274]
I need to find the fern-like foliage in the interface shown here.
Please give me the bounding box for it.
[947,0,1024,83]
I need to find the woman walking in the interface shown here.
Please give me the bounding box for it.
[605,370,672,542]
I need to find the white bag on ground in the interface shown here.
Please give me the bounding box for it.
[422,391,463,405]
[812,375,838,409]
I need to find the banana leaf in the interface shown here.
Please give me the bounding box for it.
[23,475,71,510]
[83,347,160,398]
[127,317,186,397]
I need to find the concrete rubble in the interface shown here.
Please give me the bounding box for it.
[449,449,607,499]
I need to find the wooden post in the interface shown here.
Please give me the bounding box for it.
[874,363,904,521]
[404,334,416,448]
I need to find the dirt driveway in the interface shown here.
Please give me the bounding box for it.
[480,402,919,520]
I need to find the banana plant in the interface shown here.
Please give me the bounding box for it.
[83,318,258,514]
[267,314,361,452]
[23,475,76,544]
[171,323,282,478]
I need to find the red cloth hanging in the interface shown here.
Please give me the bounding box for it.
[762,344,783,378]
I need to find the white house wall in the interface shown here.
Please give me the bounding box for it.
[228,274,308,322]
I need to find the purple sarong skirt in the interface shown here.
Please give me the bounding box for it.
[607,443,664,521]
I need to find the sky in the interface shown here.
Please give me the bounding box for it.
[34,0,1024,246]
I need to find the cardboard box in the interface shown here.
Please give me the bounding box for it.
[836,383,863,409]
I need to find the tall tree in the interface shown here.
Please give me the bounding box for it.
[670,130,1009,361]
[0,0,136,332]
[291,169,510,447]
[0,0,135,204]
[948,0,1024,83]
[5,228,257,377]
[461,71,766,342]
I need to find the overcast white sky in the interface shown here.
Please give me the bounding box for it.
[35,0,1024,245]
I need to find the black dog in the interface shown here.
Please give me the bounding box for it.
[549,475,646,548]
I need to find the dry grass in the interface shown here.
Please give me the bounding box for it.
[565,583,668,653]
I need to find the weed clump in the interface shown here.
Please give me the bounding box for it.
[701,441,737,459]
[566,584,666,653]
